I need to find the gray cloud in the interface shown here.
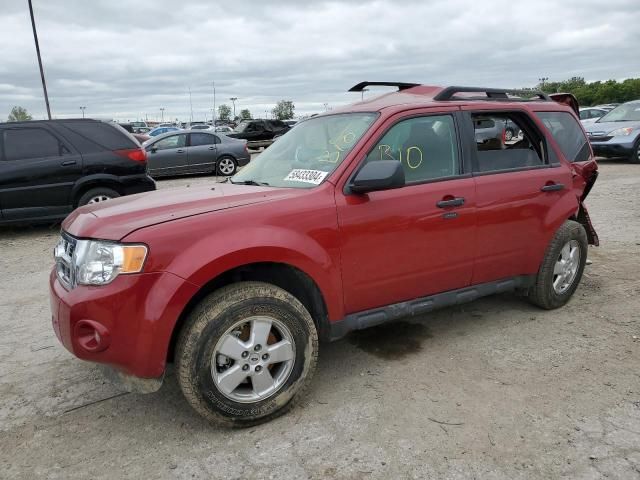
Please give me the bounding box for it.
[1,0,639,121]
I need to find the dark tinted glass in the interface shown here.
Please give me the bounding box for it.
[153,134,187,151]
[190,133,218,146]
[61,121,136,150]
[3,128,61,161]
[536,111,590,162]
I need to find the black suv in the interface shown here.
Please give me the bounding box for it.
[0,119,155,224]
[227,119,290,149]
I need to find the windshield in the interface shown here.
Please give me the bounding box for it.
[234,121,250,133]
[598,103,640,122]
[231,113,377,188]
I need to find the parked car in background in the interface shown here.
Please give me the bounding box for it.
[584,100,640,163]
[579,107,610,125]
[131,121,148,133]
[148,126,181,137]
[133,133,151,143]
[227,119,290,149]
[50,83,598,426]
[189,125,235,134]
[0,119,155,224]
[284,119,297,127]
[143,130,251,176]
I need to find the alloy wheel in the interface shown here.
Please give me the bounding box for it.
[552,240,581,294]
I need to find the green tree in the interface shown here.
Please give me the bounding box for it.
[272,100,295,120]
[534,77,640,106]
[218,104,232,122]
[239,108,252,120]
[8,106,32,122]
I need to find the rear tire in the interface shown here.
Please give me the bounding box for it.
[216,156,237,176]
[77,187,120,207]
[528,220,588,309]
[175,281,318,427]
[505,128,514,141]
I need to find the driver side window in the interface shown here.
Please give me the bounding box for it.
[365,115,459,183]
[152,134,187,151]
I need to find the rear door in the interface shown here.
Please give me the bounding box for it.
[0,125,82,220]
[187,132,219,173]
[462,108,575,284]
[145,133,188,176]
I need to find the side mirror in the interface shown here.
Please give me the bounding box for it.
[148,146,157,153]
[349,160,405,194]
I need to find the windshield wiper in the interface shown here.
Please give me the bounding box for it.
[230,179,270,186]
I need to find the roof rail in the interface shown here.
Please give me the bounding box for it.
[434,86,550,101]
[348,81,420,92]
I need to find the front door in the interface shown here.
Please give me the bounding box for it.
[145,133,189,176]
[0,125,82,220]
[336,112,477,314]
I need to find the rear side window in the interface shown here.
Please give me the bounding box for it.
[3,128,64,161]
[536,111,590,163]
[61,121,137,151]
[471,112,544,173]
[190,133,219,146]
[365,115,459,183]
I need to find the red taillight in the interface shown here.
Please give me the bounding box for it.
[501,128,506,144]
[115,148,147,163]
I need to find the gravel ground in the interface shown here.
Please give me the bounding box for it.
[1,159,639,479]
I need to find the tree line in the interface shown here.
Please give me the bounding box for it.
[537,77,640,106]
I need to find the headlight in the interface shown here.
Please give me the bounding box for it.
[55,237,148,286]
[608,127,636,137]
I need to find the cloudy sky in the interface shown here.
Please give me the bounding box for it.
[1,0,639,122]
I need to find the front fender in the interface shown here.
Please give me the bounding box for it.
[132,224,344,321]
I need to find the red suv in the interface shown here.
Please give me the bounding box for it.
[50,83,599,426]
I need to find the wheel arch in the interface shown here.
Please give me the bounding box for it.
[166,261,331,362]
[72,175,124,207]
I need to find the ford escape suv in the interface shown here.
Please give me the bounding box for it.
[49,83,598,427]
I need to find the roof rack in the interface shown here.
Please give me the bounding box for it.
[434,86,550,101]
[348,81,420,92]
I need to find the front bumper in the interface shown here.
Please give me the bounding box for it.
[49,268,199,382]
[589,136,636,158]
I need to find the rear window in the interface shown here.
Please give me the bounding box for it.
[3,128,65,161]
[60,120,137,151]
[536,112,590,163]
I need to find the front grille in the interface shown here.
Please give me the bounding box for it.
[55,232,77,289]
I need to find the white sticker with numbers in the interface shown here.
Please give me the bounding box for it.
[284,169,328,185]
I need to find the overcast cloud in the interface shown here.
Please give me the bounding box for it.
[1,0,639,121]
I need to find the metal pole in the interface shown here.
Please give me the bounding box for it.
[188,87,193,123]
[160,107,164,122]
[230,97,237,119]
[79,106,86,118]
[28,0,51,120]
[212,81,216,125]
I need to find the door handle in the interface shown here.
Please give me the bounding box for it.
[541,183,564,192]
[208,146,215,150]
[177,149,185,153]
[60,160,77,166]
[436,197,465,208]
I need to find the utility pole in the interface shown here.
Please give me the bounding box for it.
[229,97,238,119]
[188,87,194,123]
[28,0,51,120]
[160,107,165,122]
[212,81,216,125]
[361,88,369,101]
[79,106,86,118]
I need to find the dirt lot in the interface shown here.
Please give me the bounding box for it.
[1,160,639,479]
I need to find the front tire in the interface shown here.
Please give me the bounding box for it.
[630,139,640,164]
[176,282,318,427]
[505,128,514,141]
[528,220,588,309]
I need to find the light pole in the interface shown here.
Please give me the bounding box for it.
[361,88,369,101]
[160,107,165,122]
[79,106,86,118]
[538,77,549,88]
[28,0,51,120]
[229,97,238,119]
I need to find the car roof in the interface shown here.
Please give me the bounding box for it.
[327,83,575,116]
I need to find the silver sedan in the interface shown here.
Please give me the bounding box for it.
[143,130,251,177]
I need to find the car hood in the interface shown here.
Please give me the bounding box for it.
[62,183,295,240]
[585,120,640,135]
